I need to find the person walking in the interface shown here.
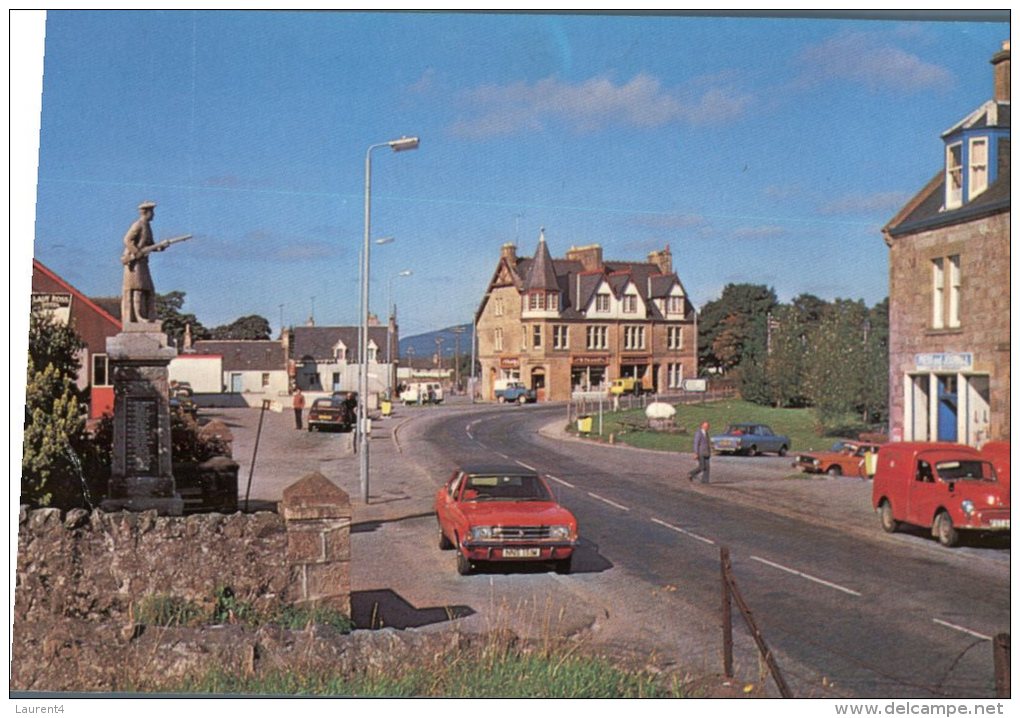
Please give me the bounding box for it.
[292,387,306,430]
[688,421,711,484]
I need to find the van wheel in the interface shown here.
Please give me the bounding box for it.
[935,512,959,547]
[456,552,473,575]
[879,500,899,533]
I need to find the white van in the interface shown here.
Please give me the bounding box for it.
[401,381,444,405]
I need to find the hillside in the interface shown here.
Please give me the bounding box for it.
[399,324,472,363]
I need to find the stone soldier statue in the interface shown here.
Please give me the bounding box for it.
[120,201,191,323]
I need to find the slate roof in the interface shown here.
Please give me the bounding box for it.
[291,325,393,362]
[191,340,286,372]
[886,169,1010,238]
[522,231,560,291]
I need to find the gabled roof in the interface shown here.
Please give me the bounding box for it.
[291,325,391,361]
[942,100,1010,137]
[885,168,1010,239]
[31,259,121,331]
[522,230,559,292]
[192,340,286,372]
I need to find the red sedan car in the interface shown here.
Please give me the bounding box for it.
[435,464,578,575]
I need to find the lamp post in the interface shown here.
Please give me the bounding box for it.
[360,136,419,505]
[387,269,413,392]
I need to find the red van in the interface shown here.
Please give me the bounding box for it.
[980,441,1011,493]
[872,442,1009,547]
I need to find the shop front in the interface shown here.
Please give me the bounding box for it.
[900,353,992,447]
[570,354,609,393]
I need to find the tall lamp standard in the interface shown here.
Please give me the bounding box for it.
[360,136,419,505]
[387,269,413,393]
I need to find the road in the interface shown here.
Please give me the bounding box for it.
[231,400,1010,698]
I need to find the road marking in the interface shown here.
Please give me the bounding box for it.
[933,619,992,641]
[497,452,509,460]
[750,556,861,597]
[547,475,575,488]
[651,517,715,545]
[587,492,630,512]
[515,460,536,471]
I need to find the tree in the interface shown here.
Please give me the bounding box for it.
[804,299,874,431]
[764,305,809,407]
[156,291,208,348]
[209,315,272,340]
[697,283,777,376]
[22,313,92,508]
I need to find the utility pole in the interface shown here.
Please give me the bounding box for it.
[435,336,444,370]
[452,326,465,393]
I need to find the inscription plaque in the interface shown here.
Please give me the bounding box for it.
[125,397,159,474]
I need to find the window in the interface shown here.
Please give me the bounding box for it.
[624,326,645,350]
[969,137,988,200]
[529,292,545,311]
[547,293,559,311]
[553,325,569,350]
[596,293,610,312]
[932,254,961,329]
[586,325,608,350]
[932,258,945,329]
[92,354,110,386]
[494,328,503,351]
[333,342,346,361]
[261,373,270,388]
[667,296,683,315]
[367,345,377,362]
[532,325,543,349]
[667,363,683,389]
[494,298,504,316]
[623,294,637,313]
[946,143,963,208]
[668,326,683,350]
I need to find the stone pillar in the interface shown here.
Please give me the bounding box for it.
[281,472,352,616]
[101,325,183,515]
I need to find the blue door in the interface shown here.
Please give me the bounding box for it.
[937,375,958,442]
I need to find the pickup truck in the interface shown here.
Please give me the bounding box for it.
[495,382,537,404]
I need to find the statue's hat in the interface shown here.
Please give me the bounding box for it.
[138,200,157,210]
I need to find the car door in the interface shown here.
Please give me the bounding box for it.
[437,471,464,531]
[756,426,775,452]
[907,459,937,526]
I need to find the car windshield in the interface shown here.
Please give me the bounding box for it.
[935,460,996,482]
[462,474,552,502]
[830,441,849,452]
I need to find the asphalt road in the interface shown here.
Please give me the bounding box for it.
[227,400,1010,699]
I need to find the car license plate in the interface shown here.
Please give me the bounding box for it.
[990,519,1010,529]
[503,547,541,558]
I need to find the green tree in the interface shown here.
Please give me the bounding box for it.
[22,313,92,508]
[209,315,272,340]
[764,305,808,408]
[804,299,873,431]
[859,298,889,425]
[156,291,208,348]
[697,283,777,376]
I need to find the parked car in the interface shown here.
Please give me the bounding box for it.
[795,440,882,477]
[308,396,355,432]
[169,387,198,420]
[872,442,1009,547]
[435,464,578,575]
[711,424,790,456]
[495,381,537,404]
[609,377,644,396]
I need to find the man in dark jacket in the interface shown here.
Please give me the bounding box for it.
[688,421,711,484]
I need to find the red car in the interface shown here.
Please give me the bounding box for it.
[872,442,1009,547]
[435,464,578,575]
[795,440,882,477]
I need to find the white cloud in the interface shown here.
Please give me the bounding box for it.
[452,73,752,137]
[796,31,953,93]
[819,191,912,215]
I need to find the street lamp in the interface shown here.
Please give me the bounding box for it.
[360,136,419,505]
[387,269,413,392]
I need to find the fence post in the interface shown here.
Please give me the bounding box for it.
[994,633,1010,698]
[721,547,734,678]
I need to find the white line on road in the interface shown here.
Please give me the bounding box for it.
[587,492,630,511]
[750,556,861,597]
[515,460,536,471]
[933,619,992,641]
[547,475,575,488]
[651,518,716,545]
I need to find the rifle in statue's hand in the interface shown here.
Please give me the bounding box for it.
[122,234,193,266]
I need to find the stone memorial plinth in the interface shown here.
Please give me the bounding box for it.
[101,323,183,515]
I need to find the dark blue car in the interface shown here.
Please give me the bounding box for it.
[710,423,790,456]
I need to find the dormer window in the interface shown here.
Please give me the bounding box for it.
[968,137,988,200]
[623,294,638,313]
[332,341,347,361]
[596,293,610,312]
[526,290,558,312]
[529,292,545,311]
[946,143,963,209]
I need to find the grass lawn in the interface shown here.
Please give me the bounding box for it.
[575,399,836,454]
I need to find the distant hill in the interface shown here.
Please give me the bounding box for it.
[399,324,472,363]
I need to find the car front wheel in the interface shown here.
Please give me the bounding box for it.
[827,465,842,476]
[746,445,758,457]
[554,556,573,574]
[438,521,453,550]
[935,512,959,548]
[778,445,788,457]
[456,551,473,575]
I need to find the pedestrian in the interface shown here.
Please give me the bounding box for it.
[688,420,711,484]
[292,387,306,430]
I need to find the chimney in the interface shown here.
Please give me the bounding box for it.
[647,244,673,275]
[992,40,1010,103]
[566,244,603,272]
[501,242,517,263]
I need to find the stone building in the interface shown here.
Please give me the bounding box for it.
[475,230,697,402]
[882,42,1010,446]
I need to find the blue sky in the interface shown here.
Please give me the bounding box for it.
[14,10,1011,340]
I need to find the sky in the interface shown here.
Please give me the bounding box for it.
[13,10,1012,342]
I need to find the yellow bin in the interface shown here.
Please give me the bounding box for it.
[577,416,593,433]
[381,399,392,417]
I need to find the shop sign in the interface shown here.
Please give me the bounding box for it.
[500,357,520,369]
[915,352,973,371]
[682,379,707,392]
[571,354,609,367]
[31,292,72,325]
[621,355,651,365]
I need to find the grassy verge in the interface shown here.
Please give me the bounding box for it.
[573,399,835,454]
